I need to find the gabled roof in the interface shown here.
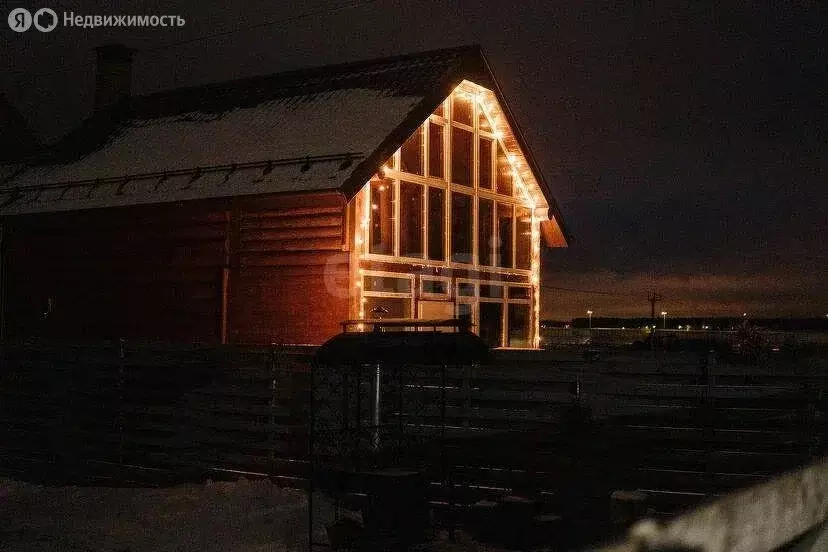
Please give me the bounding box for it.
[0,46,569,244]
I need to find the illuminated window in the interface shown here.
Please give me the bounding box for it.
[478,198,494,266]
[365,296,411,319]
[480,284,503,298]
[515,206,531,270]
[370,178,395,255]
[356,83,543,348]
[451,127,473,186]
[457,282,475,296]
[457,303,473,326]
[400,127,423,175]
[478,109,491,133]
[364,276,411,293]
[399,181,424,257]
[496,202,513,268]
[508,303,530,347]
[451,192,473,263]
[496,143,512,196]
[421,279,449,295]
[480,302,503,347]
[428,123,444,179]
[508,286,530,300]
[479,137,493,190]
[427,187,445,261]
[452,93,473,126]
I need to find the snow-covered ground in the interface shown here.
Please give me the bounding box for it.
[0,477,316,552]
[0,477,512,552]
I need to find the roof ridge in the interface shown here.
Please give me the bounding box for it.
[133,44,482,105]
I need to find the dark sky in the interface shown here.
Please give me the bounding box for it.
[2,1,826,319]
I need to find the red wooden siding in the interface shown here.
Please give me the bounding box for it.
[231,193,349,345]
[2,192,350,346]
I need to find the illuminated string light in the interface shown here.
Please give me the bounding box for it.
[351,185,373,327]
[352,84,549,346]
[459,82,546,348]
[470,86,536,209]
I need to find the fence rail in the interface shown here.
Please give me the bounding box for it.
[0,340,826,547]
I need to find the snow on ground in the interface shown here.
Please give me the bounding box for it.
[0,477,514,552]
[0,477,316,552]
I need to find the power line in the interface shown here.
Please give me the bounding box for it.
[540,285,638,298]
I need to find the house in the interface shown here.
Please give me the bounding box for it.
[0,45,569,348]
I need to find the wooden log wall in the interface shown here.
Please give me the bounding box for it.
[1,191,349,346]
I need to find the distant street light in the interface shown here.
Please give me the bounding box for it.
[586,310,593,329]
[661,311,667,329]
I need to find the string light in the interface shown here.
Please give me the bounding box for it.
[463,82,545,348]
[350,83,549,345]
[352,187,371,327]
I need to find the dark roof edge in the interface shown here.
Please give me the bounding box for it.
[474,51,572,246]
[135,44,484,106]
[27,44,484,167]
[340,46,572,246]
[339,47,484,200]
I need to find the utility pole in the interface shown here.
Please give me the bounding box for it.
[649,292,663,321]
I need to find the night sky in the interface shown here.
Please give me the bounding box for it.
[2,1,825,319]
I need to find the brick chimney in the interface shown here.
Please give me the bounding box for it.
[94,44,134,112]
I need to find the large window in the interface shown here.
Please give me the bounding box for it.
[480,302,503,348]
[364,88,535,272]
[363,271,413,319]
[515,206,532,270]
[365,296,411,319]
[508,303,531,347]
[451,127,473,186]
[400,127,423,175]
[370,178,394,255]
[400,181,424,257]
[452,93,473,126]
[451,192,473,263]
[358,84,541,347]
[478,198,494,266]
[464,280,533,348]
[479,137,493,190]
[496,202,513,268]
[428,123,444,178]
[427,187,445,260]
[496,143,512,196]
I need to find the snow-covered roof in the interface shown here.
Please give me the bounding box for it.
[18,90,419,184]
[0,47,478,215]
[0,46,570,243]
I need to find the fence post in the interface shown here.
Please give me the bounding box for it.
[704,349,717,495]
[117,337,126,467]
[268,343,277,472]
[462,362,472,427]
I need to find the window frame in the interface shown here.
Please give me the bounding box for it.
[361,269,415,318]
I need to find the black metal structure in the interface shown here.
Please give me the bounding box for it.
[308,319,490,551]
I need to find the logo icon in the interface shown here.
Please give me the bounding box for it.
[33,8,57,32]
[8,8,32,32]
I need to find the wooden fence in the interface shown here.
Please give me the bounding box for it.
[0,341,825,525]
